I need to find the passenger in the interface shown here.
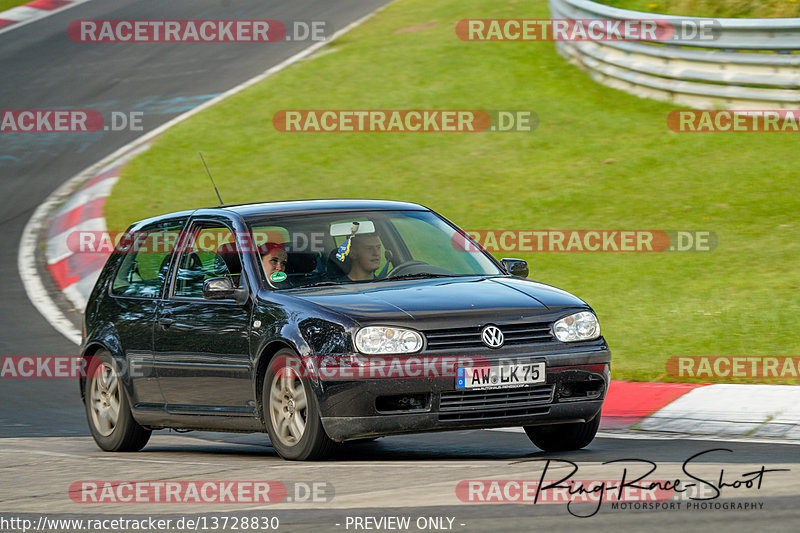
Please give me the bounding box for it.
[260,242,288,278]
[347,233,382,281]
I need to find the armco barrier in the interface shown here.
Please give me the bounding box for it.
[549,0,800,109]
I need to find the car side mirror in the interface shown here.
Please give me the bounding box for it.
[202,277,249,304]
[500,258,529,278]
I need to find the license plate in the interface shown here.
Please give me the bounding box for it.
[456,362,545,390]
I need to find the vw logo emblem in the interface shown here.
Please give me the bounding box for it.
[481,325,504,348]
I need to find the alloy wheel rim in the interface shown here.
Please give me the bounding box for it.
[269,367,308,446]
[89,362,120,437]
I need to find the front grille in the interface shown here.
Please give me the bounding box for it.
[424,322,553,350]
[438,384,554,421]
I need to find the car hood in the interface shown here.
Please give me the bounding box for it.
[284,276,589,325]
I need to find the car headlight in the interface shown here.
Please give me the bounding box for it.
[553,312,600,342]
[355,326,424,354]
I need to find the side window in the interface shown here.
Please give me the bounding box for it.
[173,223,243,298]
[111,219,185,298]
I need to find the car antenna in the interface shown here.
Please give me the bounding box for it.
[199,152,224,206]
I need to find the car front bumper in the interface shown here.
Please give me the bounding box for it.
[316,347,611,442]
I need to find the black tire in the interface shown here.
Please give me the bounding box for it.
[263,349,335,460]
[523,414,600,452]
[84,350,151,452]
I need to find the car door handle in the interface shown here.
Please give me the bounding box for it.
[158,313,174,329]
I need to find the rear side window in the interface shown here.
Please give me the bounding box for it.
[111,219,185,298]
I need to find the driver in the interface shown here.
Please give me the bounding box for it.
[347,233,382,281]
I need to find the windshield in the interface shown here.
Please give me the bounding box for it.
[245,210,503,289]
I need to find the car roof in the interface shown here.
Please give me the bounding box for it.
[128,199,430,228]
[221,199,429,219]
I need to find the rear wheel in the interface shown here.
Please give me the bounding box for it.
[263,349,334,460]
[84,351,151,452]
[523,414,600,452]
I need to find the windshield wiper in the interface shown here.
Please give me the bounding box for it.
[300,274,466,287]
[297,281,346,288]
[376,273,459,281]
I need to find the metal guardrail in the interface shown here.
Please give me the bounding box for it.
[549,0,800,109]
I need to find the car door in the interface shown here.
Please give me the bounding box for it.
[153,218,255,415]
[107,217,186,408]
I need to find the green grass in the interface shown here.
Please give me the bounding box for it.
[0,0,30,12]
[599,1,800,18]
[106,0,800,383]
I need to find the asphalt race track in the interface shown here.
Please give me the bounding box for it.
[0,0,390,436]
[1,430,799,531]
[1,1,798,531]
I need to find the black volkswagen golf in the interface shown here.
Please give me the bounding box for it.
[80,199,610,460]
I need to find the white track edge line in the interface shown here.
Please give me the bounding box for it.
[17,6,390,346]
[0,0,92,36]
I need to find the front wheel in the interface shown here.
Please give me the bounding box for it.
[84,350,151,452]
[523,414,600,452]
[263,349,334,460]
